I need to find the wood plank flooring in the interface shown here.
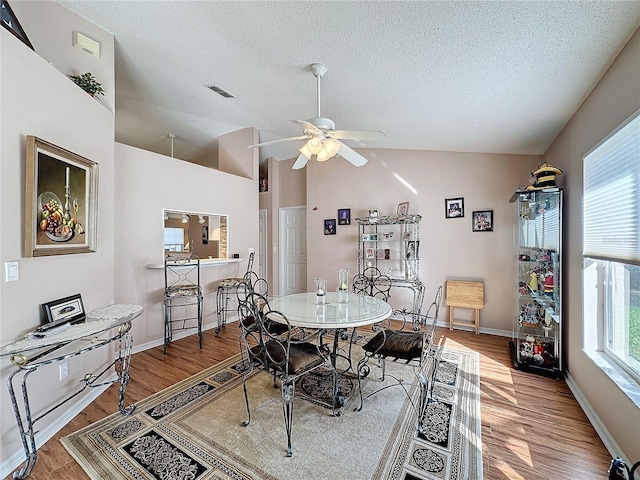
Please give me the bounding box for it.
[5,325,613,480]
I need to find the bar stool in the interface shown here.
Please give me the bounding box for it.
[216,252,254,333]
[164,253,203,354]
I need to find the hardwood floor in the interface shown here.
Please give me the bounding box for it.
[6,325,612,480]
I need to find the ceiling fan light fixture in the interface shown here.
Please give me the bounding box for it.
[316,149,332,162]
[305,136,323,155]
[324,138,341,157]
[299,143,313,159]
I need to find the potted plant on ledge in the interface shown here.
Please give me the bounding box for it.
[69,72,105,98]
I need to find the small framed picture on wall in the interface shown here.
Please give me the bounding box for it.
[445,197,464,218]
[324,219,336,235]
[338,208,351,225]
[472,210,493,232]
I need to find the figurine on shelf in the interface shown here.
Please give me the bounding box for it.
[529,271,538,291]
[521,340,534,362]
[543,271,555,295]
[519,303,540,327]
[519,282,528,295]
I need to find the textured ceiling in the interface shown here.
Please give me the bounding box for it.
[57,1,640,162]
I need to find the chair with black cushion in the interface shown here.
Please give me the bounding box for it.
[163,253,203,355]
[236,276,287,368]
[239,299,334,457]
[216,251,254,333]
[355,285,443,435]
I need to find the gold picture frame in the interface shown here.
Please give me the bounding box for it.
[25,136,98,256]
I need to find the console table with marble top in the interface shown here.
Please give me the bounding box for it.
[1,303,143,479]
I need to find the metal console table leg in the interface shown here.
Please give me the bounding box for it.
[6,324,136,479]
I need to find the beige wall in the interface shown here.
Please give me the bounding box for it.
[1,14,116,464]
[10,0,116,114]
[305,149,538,331]
[260,157,306,293]
[219,127,259,179]
[543,26,640,462]
[113,143,259,348]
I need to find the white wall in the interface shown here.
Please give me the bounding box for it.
[113,144,259,348]
[1,16,116,463]
[306,149,538,332]
[543,26,640,463]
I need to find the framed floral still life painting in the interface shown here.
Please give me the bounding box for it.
[24,136,98,257]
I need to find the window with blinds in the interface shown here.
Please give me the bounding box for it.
[583,111,640,266]
[582,109,640,382]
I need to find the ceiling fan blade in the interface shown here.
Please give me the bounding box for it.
[337,142,368,167]
[292,153,309,170]
[248,136,308,148]
[291,119,322,133]
[330,129,388,141]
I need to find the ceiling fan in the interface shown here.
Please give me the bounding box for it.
[249,63,388,169]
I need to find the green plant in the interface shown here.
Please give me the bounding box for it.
[69,72,105,97]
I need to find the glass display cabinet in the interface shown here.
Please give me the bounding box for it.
[509,188,563,377]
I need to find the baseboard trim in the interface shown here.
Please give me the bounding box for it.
[132,316,239,354]
[436,320,511,338]
[564,370,625,465]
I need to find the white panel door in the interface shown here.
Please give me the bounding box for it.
[279,207,307,296]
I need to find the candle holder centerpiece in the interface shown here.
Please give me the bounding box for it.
[315,278,327,305]
[337,268,349,303]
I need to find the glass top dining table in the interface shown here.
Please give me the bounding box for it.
[268,292,392,329]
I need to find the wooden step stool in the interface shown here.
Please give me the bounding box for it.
[446,280,484,335]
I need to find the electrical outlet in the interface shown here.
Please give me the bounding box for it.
[248,248,255,254]
[59,362,69,381]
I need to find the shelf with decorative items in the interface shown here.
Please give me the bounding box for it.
[355,213,424,315]
[508,187,563,378]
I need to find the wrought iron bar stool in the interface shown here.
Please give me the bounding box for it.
[216,251,254,333]
[163,253,203,355]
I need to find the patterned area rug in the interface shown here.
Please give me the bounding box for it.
[62,347,481,480]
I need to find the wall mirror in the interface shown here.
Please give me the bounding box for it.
[163,210,228,259]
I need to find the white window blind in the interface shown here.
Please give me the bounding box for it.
[583,111,640,265]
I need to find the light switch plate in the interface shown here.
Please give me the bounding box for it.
[5,261,18,282]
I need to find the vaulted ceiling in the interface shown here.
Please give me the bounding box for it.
[57,1,640,163]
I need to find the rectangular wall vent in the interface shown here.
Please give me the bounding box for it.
[206,85,235,98]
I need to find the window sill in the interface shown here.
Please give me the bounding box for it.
[584,349,640,409]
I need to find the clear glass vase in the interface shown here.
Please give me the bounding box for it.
[337,268,349,303]
[315,278,327,304]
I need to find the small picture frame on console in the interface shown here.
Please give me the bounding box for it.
[41,293,86,328]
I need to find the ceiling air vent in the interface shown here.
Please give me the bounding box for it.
[206,84,235,98]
